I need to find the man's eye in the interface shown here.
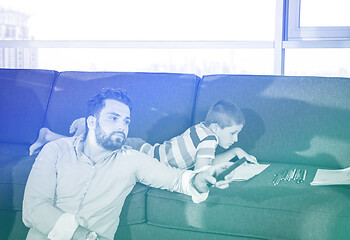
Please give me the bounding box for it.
[109,116,117,121]
[125,120,130,125]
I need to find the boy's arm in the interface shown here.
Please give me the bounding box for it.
[213,147,258,165]
[194,157,214,170]
[193,135,217,170]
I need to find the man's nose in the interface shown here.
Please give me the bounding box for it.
[115,121,126,130]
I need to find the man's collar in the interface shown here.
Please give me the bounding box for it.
[73,134,131,162]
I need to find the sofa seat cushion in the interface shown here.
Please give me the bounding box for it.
[146,163,350,240]
[0,143,35,211]
[119,183,150,226]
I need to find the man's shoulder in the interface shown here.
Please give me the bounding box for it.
[53,136,77,145]
[119,148,157,165]
[44,136,77,150]
[123,148,151,158]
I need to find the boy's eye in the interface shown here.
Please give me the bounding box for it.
[109,116,117,121]
[125,120,131,125]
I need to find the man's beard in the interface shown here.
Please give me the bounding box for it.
[95,121,126,151]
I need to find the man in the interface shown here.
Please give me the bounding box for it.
[23,88,231,240]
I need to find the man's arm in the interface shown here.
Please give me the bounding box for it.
[191,163,233,192]
[23,143,67,236]
[132,150,231,203]
[23,142,97,240]
[24,142,104,240]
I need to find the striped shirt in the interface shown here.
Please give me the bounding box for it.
[140,123,218,169]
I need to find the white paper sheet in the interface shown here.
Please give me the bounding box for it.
[225,162,270,181]
[311,167,350,186]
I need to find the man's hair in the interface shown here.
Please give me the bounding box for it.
[86,88,132,119]
[204,100,245,128]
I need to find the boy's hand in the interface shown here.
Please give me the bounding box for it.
[69,117,86,135]
[193,162,233,192]
[215,162,246,189]
[234,148,258,164]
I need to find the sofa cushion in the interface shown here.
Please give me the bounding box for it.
[116,223,251,240]
[146,163,350,240]
[0,143,34,240]
[0,143,35,210]
[44,72,200,144]
[119,183,150,226]
[0,69,57,144]
[0,210,29,240]
[193,75,350,168]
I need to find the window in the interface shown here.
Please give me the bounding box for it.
[0,0,275,75]
[287,0,350,40]
[2,0,276,41]
[0,0,349,77]
[33,48,274,76]
[281,0,350,77]
[300,0,350,27]
[285,48,350,78]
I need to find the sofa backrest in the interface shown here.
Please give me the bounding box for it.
[0,69,57,144]
[44,72,200,144]
[193,74,350,168]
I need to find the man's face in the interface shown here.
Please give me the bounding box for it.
[94,99,131,151]
[215,124,243,149]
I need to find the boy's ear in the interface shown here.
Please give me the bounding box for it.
[209,123,219,133]
[86,115,96,130]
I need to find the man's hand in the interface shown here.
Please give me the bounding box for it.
[192,162,233,192]
[72,225,108,240]
[234,148,258,164]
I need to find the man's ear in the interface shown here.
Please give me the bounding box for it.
[86,116,96,130]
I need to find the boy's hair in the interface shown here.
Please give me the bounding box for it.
[86,88,132,119]
[204,100,245,128]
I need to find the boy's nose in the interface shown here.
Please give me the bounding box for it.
[233,135,238,142]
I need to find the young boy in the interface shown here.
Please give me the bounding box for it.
[139,100,257,170]
[29,100,257,170]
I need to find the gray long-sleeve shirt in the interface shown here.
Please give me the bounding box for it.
[23,136,207,239]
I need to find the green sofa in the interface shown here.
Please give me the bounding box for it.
[1,69,349,239]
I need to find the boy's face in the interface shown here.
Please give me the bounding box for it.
[215,124,243,149]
